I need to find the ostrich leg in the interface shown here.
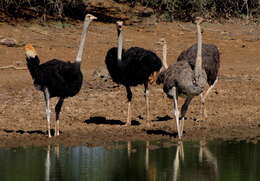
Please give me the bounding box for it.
[200,78,218,119]
[171,87,181,139]
[55,97,64,136]
[44,88,51,138]
[180,96,193,137]
[126,86,132,126]
[144,82,150,125]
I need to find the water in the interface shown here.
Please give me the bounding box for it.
[0,140,259,181]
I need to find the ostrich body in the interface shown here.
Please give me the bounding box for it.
[157,17,207,139]
[25,14,97,138]
[177,35,220,119]
[105,21,162,125]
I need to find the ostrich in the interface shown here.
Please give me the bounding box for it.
[157,17,207,139]
[25,14,97,138]
[176,23,220,119]
[105,21,162,125]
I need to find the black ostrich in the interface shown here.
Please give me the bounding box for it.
[176,24,220,119]
[25,14,97,138]
[157,17,207,138]
[105,21,162,125]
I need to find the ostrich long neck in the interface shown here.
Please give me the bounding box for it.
[75,19,92,63]
[195,23,202,77]
[162,42,168,69]
[117,29,123,62]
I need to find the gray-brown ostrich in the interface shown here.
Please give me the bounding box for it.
[176,21,220,119]
[157,17,207,139]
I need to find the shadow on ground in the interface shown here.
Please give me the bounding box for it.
[84,116,124,125]
[146,129,183,138]
[152,115,172,122]
[1,129,50,135]
[85,116,141,126]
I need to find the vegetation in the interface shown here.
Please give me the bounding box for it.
[116,0,260,21]
[0,0,259,22]
[0,0,87,21]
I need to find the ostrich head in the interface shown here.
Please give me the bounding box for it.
[116,21,123,30]
[195,17,205,34]
[85,14,97,21]
[24,44,37,58]
[116,21,123,36]
[159,38,166,45]
[195,17,205,25]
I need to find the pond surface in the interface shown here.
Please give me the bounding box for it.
[0,140,259,181]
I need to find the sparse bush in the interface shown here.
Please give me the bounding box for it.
[116,0,260,21]
[0,0,87,21]
[0,0,259,22]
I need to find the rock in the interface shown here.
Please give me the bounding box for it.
[86,67,119,90]
[0,38,18,47]
[92,67,111,82]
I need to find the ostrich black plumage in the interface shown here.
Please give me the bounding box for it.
[176,29,220,119]
[157,17,207,139]
[25,14,97,138]
[105,21,162,125]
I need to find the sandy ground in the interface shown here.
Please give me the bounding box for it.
[0,19,259,147]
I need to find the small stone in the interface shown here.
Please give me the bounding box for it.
[0,38,18,47]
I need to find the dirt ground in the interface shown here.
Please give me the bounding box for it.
[0,19,260,147]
